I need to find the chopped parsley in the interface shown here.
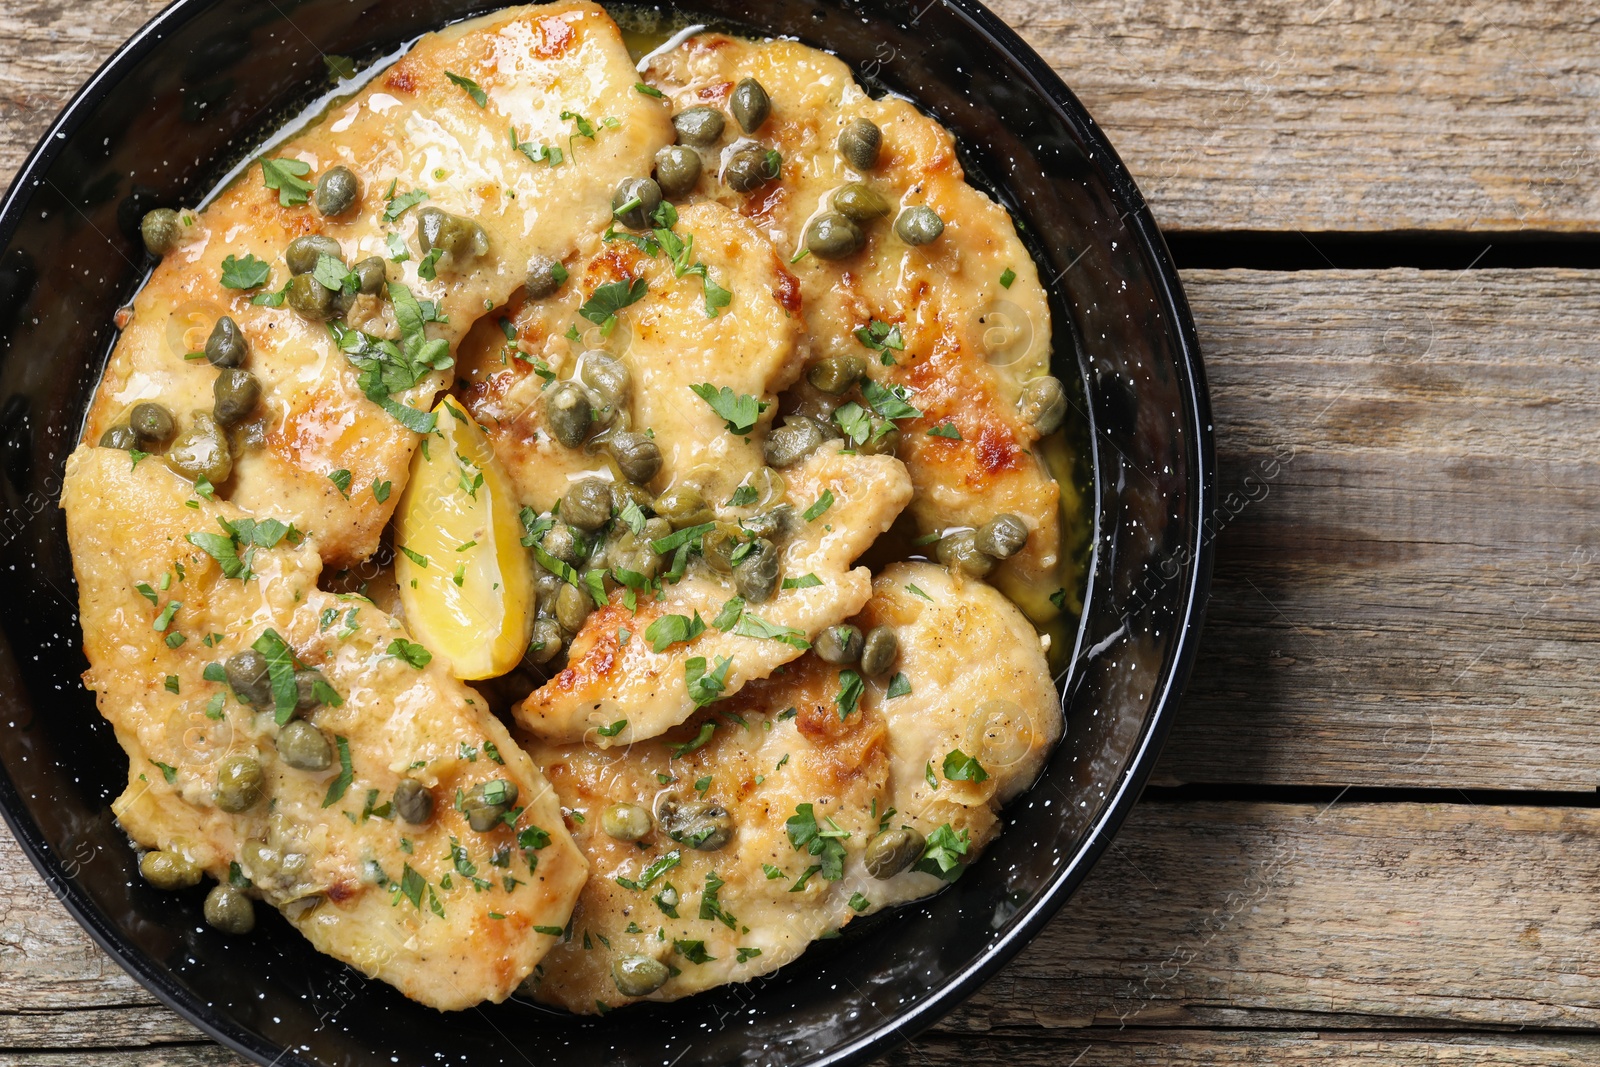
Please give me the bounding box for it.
[942,749,990,783]
[802,490,835,522]
[595,719,628,738]
[387,638,432,669]
[886,672,913,699]
[327,282,452,433]
[685,656,732,707]
[251,628,300,724]
[670,721,716,758]
[835,670,864,720]
[906,583,934,602]
[674,939,715,965]
[444,71,488,107]
[321,735,354,807]
[634,82,666,98]
[726,485,759,507]
[219,254,270,290]
[927,423,962,440]
[855,320,904,355]
[785,803,848,882]
[645,612,706,652]
[328,469,352,498]
[259,157,313,207]
[999,267,1017,288]
[736,946,763,963]
[689,383,767,435]
[913,822,970,882]
[616,850,681,891]
[383,186,429,222]
[373,479,392,503]
[150,759,178,784]
[577,278,647,332]
[699,871,737,929]
[782,573,822,590]
[861,379,922,420]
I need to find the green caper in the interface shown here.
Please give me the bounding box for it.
[203,315,246,368]
[1018,376,1068,434]
[864,826,925,879]
[612,954,670,998]
[212,367,261,426]
[653,485,713,529]
[224,649,272,706]
[723,145,779,193]
[534,569,564,613]
[165,413,233,484]
[541,523,583,566]
[740,505,793,543]
[463,780,518,833]
[860,626,898,677]
[936,529,996,577]
[140,208,182,256]
[392,778,434,825]
[806,353,867,395]
[895,205,945,246]
[525,254,566,299]
[527,616,564,665]
[609,430,662,484]
[417,207,490,267]
[562,478,614,533]
[833,182,889,222]
[857,417,900,457]
[763,416,824,469]
[976,514,1030,560]
[277,720,331,771]
[544,381,593,448]
[294,667,327,711]
[123,404,172,447]
[700,523,744,574]
[804,212,864,260]
[601,802,652,841]
[673,106,725,146]
[612,176,663,230]
[390,780,435,831]
[215,754,264,813]
[204,883,256,934]
[555,582,592,634]
[731,77,771,133]
[99,424,139,450]
[285,234,342,276]
[816,624,863,665]
[838,117,882,170]
[580,353,631,422]
[611,479,654,516]
[642,516,673,544]
[139,849,202,890]
[286,272,334,319]
[652,145,701,200]
[314,165,359,217]
[732,538,779,604]
[656,794,732,851]
[351,256,386,295]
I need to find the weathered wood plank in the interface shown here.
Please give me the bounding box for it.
[2,0,1597,233]
[8,800,1600,1059]
[1157,268,1600,789]
[988,0,1600,232]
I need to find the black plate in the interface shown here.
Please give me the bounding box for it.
[0,0,1212,1063]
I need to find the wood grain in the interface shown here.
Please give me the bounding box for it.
[2,0,1597,233]
[8,800,1600,1061]
[1159,268,1600,789]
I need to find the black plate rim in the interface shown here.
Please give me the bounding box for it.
[0,0,1215,1063]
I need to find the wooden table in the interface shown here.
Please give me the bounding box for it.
[4,1,1598,1063]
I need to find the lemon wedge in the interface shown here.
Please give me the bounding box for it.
[394,398,533,679]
